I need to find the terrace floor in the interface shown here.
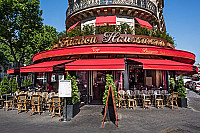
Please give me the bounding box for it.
[0,89,199,133]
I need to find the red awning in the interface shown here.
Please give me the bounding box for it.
[135,17,153,30]
[7,68,20,75]
[128,59,194,71]
[67,21,80,32]
[20,60,73,73]
[7,68,14,74]
[95,16,116,26]
[65,59,125,71]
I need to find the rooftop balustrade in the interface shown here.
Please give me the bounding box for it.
[67,0,157,17]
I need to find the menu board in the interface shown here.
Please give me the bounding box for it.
[59,80,72,97]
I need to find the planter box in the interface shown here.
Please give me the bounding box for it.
[66,102,80,121]
[177,98,187,108]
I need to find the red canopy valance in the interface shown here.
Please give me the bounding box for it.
[65,59,125,71]
[67,21,80,32]
[7,68,14,74]
[20,60,73,73]
[135,17,153,30]
[128,58,194,71]
[7,68,20,75]
[95,16,116,26]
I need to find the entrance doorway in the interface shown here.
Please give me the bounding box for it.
[92,71,112,103]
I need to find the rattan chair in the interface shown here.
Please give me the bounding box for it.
[142,91,151,109]
[168,92,179,109]
[126,90,136,110]
[17,94,28,113]
[41,92,48,110]
[4,95,14,111]
[117,90,127,109]
[51,96,62,118]
[0,95,4,109]
[30,95,42,116]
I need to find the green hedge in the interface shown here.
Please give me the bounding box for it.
[64,24,174,46]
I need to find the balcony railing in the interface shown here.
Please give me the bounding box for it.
[67,0,157,17]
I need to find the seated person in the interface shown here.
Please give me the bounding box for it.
[45,83,52,93]
[34,83,41,92]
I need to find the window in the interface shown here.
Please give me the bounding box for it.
[146,70,152,77]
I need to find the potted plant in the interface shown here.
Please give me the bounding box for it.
[176,75,187,108]
[0,76,9,95]
[9,77,18,95]
[169,77,176,93]
[65,72,80,120]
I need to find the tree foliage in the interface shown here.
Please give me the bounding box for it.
[0,0,43,67]
[25,25,58,65]
[103,74,118,105]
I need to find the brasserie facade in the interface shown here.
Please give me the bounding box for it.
[7,0,197,104]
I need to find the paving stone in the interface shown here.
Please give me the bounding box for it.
[0,91,200,133]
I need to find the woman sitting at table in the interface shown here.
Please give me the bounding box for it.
[45,83,52,93]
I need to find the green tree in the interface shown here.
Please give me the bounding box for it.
[0,76,9,94]
[0,0,43,67]
[66,72,80,104]
[9,77,18,94]
[25,25,58,65]
[103,74,118,105]
[0,51,7,69]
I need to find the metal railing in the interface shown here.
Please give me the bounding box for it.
[67,0,157,17]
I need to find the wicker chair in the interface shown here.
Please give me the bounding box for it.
[17,94,28,113]
[0,95,4,109]
[4,95,14,111]
[126,90,136,110]
[51,96,62,118]
[117,90,127,109]
[30,95,42,116]
[168,92,179,109]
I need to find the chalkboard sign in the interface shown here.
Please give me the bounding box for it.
[102,85,118,127]
[59,80,72,97]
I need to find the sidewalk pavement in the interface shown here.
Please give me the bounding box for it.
[186,88,200,112]
[0,90,200,133]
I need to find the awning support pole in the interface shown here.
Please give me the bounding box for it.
[124,58,129,91]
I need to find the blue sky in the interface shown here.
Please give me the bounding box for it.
[40,0,200,64]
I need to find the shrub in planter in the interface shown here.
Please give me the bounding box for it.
[65,72,80,120]
[0,76,9,95]
[169,77,176,93]
[176,75,187,108]
[9,77,18,94]
[102,74,118,105]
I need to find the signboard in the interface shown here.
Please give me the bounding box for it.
[52,32,174,49]
[59,80,72,97]
[102,85,118,127]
